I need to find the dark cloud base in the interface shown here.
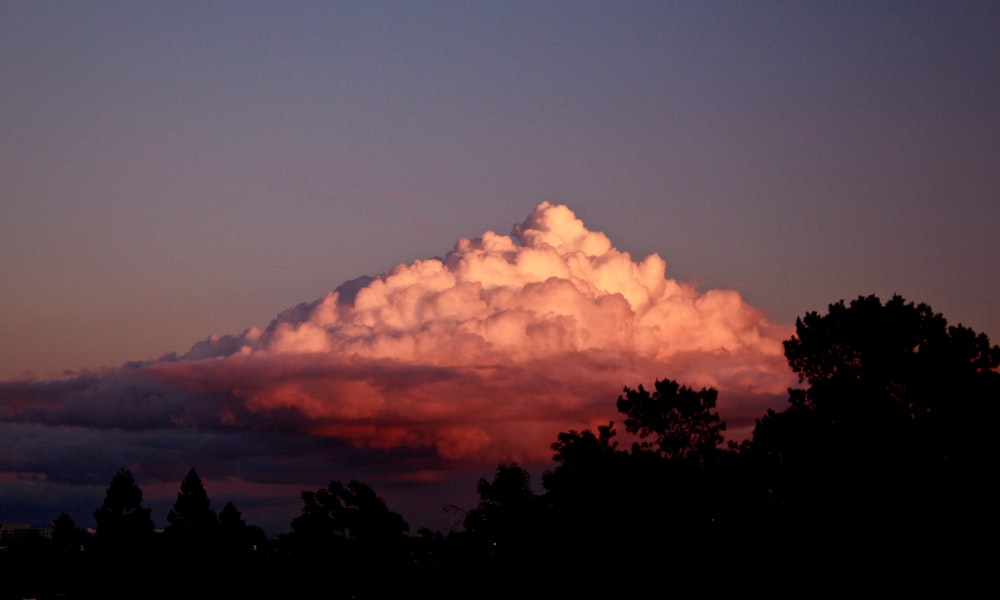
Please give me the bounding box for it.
[1,204,795,534]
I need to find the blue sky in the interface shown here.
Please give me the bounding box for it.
[1,1,998,533]
[3,1,997,379]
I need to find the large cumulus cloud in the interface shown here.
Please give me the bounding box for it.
[0,202,795,532]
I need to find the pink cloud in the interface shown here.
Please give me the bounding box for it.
[119,202,793,459]
[0,202,796,531]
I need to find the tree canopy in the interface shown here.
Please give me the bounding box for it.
[50,512,81,553]
[6,293,994,594]
[758,294,999,460]
[93,467,154,551]
[616,379,726,462]
[749,294,999,555]
[464,463,543,555]
[783,294,998,415]
[290,479,409,550]
[165,467,219,547]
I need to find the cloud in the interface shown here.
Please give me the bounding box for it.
[0,202,795,532]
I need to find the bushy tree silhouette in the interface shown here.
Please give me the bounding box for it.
[290,479,409,552]
[464,463,545,559]
[541,423,620,526]
[616,379,726,462]
[748,294,999,570]
[286,480,410,597]
[540,383,732,577]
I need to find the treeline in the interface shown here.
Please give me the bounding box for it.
[2,295,997,598]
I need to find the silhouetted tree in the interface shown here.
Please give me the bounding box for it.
[50,512,82,553]
[204,502,270,598]
[93,467,154,553]
[219,502,253,553]
[449,463,556,595]
[548,422,619,472]
[616,378,726,463]
[540,383,739,577]
[468,463,535,520]
[341,480,410,545]
[286,480,410,596]
[780,294,998,449]
[218,501,265,554]
[541,422,621,537]
[218,501,244,530]
[165,467,218,548]
[289,479,409,555]
[541,420,656,571]
[748,294,1000,565]
[464,463,545,561]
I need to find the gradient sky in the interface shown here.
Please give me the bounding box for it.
[2,1,998,534]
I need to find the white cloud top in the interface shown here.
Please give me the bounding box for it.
[254,201,788,371]
[2,202,795,494]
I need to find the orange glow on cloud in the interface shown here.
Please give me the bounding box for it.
[0,201,799,536]
[129,202,795,464]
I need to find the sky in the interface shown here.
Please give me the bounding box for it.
[1,1,998,535]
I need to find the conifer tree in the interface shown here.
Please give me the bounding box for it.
[165,467,218,546]
[93,467,154,552]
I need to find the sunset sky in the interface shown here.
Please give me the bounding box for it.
[2,2,998,535]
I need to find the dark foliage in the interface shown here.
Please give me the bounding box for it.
[748,294,999,574]
[289,479,409,550]
[218,501,267,555]
[617,378,726,462]
[463,462,548,566]
[3,294,992,595]
[282,479,411,596]
[540,398,731,578]
[50,512,82,553]
[93,467,154,553]
[165,467,219,549]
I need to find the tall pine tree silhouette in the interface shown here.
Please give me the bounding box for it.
[93,467,154,553]
[165,467,218,549]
